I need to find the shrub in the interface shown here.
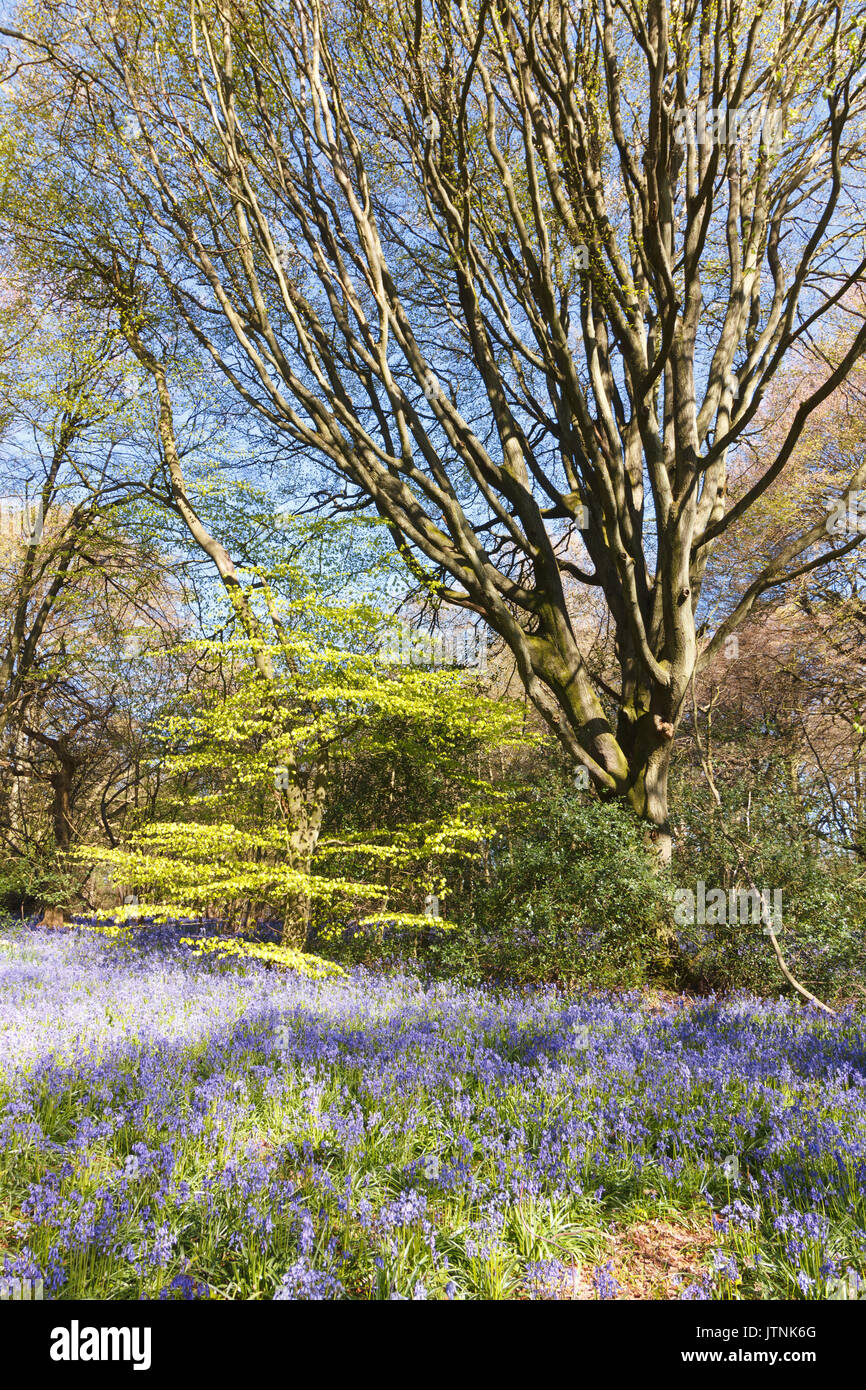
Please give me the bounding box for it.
[0,849,80,920]
[670,777,866,1003]
[424,780,677,988]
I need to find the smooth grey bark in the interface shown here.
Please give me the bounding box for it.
[4,0,866,850]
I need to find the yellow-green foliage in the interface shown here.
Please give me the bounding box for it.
[179,935,344,980]
[76,532,532,936]
[67,917,342,980]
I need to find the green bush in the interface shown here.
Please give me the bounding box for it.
[0,849,79,920]
[424,781,678,988]
[307,757,866,1002]
[670,776,866,1003]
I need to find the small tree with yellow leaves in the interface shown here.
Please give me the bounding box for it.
[81,566,528,949]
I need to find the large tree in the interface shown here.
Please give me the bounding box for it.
[3,0,866,856]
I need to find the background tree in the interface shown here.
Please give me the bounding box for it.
[0,290,192,908]
[4,0,866,860]
[684,337,866,860]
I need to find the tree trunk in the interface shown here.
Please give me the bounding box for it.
[627,741,674,864]
[279,772,327,948]
[613,678,678,864]
[281,882,312,950]
[49,761,74,852]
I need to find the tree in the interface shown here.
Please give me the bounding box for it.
[83,551,526,947]
[3,0,866,858]
[684,339,866,858]
[0,292,188,889]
